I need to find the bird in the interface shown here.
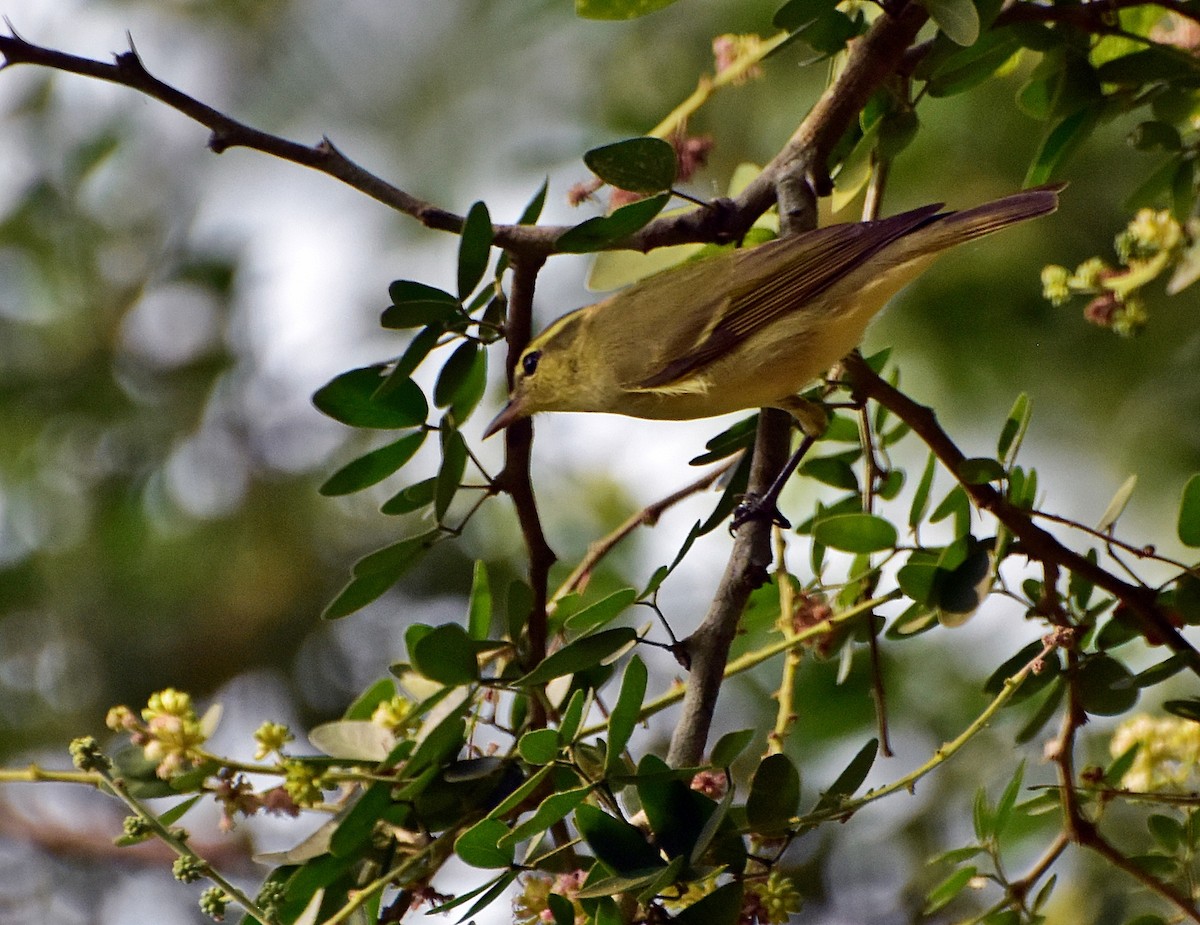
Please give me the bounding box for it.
[484,185,1062,440]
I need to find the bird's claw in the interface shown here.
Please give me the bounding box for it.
[731,493,791,532]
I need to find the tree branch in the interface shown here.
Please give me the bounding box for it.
[844,353,1200,676]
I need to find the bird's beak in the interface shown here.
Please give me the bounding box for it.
[482,395,528,439]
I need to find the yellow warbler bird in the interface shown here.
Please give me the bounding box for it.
[484,186,1062,439]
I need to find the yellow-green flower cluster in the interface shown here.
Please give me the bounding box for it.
[512,871,586,925]
[746,871,803,924]
[371,696,420,737]
[106,688,209,779]
[253,721,293,760]
[1042,209,1186,337]
[282,760,328,807]
[1110,713,1200,792]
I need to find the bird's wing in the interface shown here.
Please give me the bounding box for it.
[636,204,944,389]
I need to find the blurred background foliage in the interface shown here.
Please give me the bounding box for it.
[1,0,1198,923]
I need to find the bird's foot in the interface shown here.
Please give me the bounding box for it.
[731,493,791,532]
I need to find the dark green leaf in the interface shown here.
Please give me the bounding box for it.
[458,201,493,300]
[518,179,548,225]
[323,570,401,620]
[958,457,1006,484]
[455,818,513,869]
[1015,679,1065,744]
[773,0,840,30]
[387,326,441,381]
[1165,698,1200,722]
[380,476,437,515]
[1097,48,1200,84]
[324,533,435,619]
[565,588,638,634]
[699,450,751,535]
[1129,120,1183,152]
[559,688,588,743]
[746,754,801,834]
[313,366,428,429]
[1178,474,1200,547]
[575,0,680,19]
[1148,813,1184,852]
[319,431,426,496]
[467,561,492,640]
[436,428,468,520]
[935,538,993,623]
[584,137,677,194]
[1135,654,1187,688]
[513,628,637,687]
[1078,653,1139,716]
[433,341,479,409]
[800,456,859,491]
[449,346,488,422]
[923,0,980,46]
[994,761,1024,837]
[606,656,648,774]
[517,728,561,765]
[689,413,758,465]
[814,739,877,812]
[331,783,392,857]
[574,804,663,873]
[672,881,744,925]
[931,485,970,538]
[555,193,670,253]
[924,865,977,915]
[710,728,755,767]
[812,513,897,553]
[927,28,1020,97]
[795,8,862,56]
[897,559,940,606]
[878,109,920,158]
[1025,104,1100,186]
[500,786,591,850]
[411,623,479,685]
[997,393,1031,462]
[382,281,462,329]
[910,452,937,528]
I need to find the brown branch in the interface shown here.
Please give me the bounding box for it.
[493,255,555,683]
[1053,657,1200,922]
[844,353,1200,675]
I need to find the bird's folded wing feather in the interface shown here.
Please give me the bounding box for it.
[636,204,944,389]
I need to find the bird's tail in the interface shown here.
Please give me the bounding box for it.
[904,184,1065,257]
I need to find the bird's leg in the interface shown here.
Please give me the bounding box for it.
[731,396,826,531]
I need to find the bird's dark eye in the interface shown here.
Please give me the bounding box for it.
[522,351,541,376]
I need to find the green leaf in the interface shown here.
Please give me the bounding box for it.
[584,137,677,194]
[330,783,392,857]
[923,0,980,46]
[499,786,591,850]
[672,881,744,925]
[574,804,663,873]
[458,201,493,300]
[559,688,589,743]
[518,179,548,225]
[924,866,977,915]
[1177,474,1200,547]
[514,627,638,687]
[910,452,937,529]
[319,431,426,496]
[467,561,492,640]
[795,8,862,56]
[455,818,513,869]
[313,366,428,429]
[927,28,1021,97]
[555,193,670,253]
[433,341,480,409]
[411,623,479,685]
[994,761,1024,837]
[997,393,1031,462]
[774,0,840,30]
[1096,48,1200,84]
[1026,104,1101,186]
[710,728,755,767]
[323,533,435,619]
[449,346,488,422]
[1135,654,1187,689]
[386,326,441,382]
[1078,653,1138,716]
[957,457,1006,484]
[380,476,437,515]
[517,728,561,765]
[1164,698,1200,722]
[801,456,860,492]
[564,588,638,634]
[435,428,468,520]
[746,754,801,834]
[575,0,680,19]
[689,414,758,465]
[935,538,994,625]
[699,450,752,535]
[382,281,462,329]
[812,513,898,553]
[606,656,648,774]
[813,739,878,812]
